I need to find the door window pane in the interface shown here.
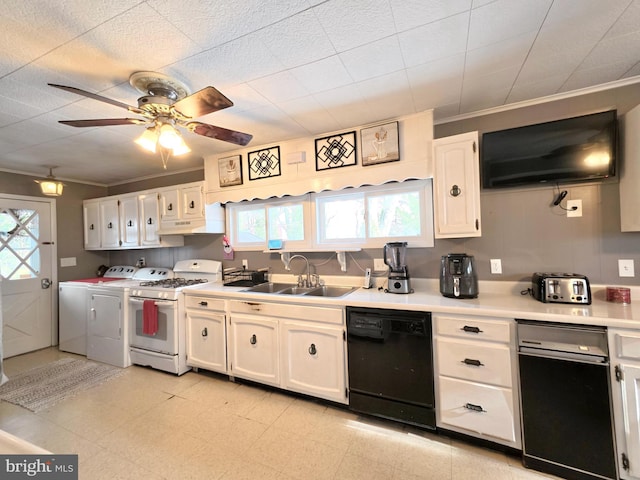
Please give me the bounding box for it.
[0,208,40,279]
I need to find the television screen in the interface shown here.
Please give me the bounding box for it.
[481,110,617,189]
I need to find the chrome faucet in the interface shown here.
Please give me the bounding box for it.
[288,254,313,287]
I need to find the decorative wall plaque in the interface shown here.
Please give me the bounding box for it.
[218,155,243,187]
[248,146,281,181]
[361,121,400,166]
[315,131,357,171]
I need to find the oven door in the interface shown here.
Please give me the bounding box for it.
[129,297,178,354]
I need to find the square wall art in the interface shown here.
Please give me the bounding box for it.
[361,121,399,166]
[315,131,357,171]
[248,146,281,181]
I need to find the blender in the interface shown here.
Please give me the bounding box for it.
[383,242,412,294]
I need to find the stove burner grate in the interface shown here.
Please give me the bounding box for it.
[139,278,207,288]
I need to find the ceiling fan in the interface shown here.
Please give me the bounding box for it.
[49,72,253,167]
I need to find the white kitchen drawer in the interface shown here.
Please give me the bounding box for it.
[185,295,225,312]
[229,300,343,325]
[613,331,640,361]
[435,314,512,343]
[438,376,517,443]
[436,337,512,387]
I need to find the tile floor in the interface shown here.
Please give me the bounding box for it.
[0,348,561,480]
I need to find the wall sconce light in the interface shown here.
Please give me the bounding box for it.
[35,167,64,196]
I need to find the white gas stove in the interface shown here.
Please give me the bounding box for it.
[128,259,222,375]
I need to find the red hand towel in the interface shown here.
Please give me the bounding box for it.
[143,300,158,335]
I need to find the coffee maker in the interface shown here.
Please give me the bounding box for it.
[384,242,412,294]
[440,253,478,298]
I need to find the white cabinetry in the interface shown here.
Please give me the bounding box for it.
[138,192,161,247]
[99,198,121,248]
[620,104,640,231]
[83,199,101,249]
[433,132,481,238]
[185,295,227,374]
[157,181,224,234]
[608,328,640,479]
[119,195,139,248]
[433,314,520,448]
[227,299,347,403]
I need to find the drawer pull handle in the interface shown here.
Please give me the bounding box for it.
[462,358,484,367]
[201,328,208,337]
[245,302,261,311]
[199,301,208,306]
[168,203,173,211]
[308,343,317,355]
[250,334,257,345]
[464,403,485,413]
[461,325,482,334]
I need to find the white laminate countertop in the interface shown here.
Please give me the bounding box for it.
[186,277,640,330]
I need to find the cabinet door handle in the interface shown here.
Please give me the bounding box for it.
[89,224,95,230]
[250,334,257,345]
[308,343,317,355]
[245,302,261,311]
[462,358,483,367]
[461,325,482,334]
[189,200,195,209]
[464,403,485,413]
[107,222,113,229]
[167,203,173,211]
[450,184,462,197]
[201,327,208,337]
[127,220,133,227]
[147,217,153,225]
[199,301,208,306]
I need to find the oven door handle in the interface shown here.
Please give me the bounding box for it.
[129,298,177,307]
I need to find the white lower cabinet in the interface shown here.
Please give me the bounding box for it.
[281,321,346,403]
[226,299,347,404]
[608,328,640,479]
[186,296,227,374]
[433,314,520,448]
[230,314,280,387]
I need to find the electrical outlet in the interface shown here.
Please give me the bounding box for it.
[373,258,386,271]
[567,199,582,217]
[490,259,502,274]
[619,259,635,277]
[242,259,248,269]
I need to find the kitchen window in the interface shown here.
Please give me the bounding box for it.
[226,180,434,251]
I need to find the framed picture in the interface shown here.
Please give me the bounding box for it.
[315,131,357,171]
[218,155,243,187]
[248,146,281,181]
[361,121,400,166]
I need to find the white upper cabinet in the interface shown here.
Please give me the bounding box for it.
[620,104,640,231]
[138,192,161,247]
[433,131,481,238]
[83,199,101,249]
[99,198,121,248]
[119,195,139,248]
[157,181,224,234]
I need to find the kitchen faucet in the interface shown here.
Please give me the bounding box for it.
[287,254,316,287]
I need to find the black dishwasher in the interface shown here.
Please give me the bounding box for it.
[347,307,435,429]
[517,320,617,480]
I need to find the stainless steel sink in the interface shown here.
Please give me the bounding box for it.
[243,282,296,293]
[242,282,357,298]
[304,285,358,297]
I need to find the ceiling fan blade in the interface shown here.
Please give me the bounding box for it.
[173,86,234,118]
[187,121,252,146]
[49,83,136,111]
[59,118,147,127]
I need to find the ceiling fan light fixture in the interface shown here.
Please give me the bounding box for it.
[158,123,183,150]
[134,126,159,153]
[35,168,64,196]
[172,141,191,156]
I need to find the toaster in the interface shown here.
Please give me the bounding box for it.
[531,272,591,305]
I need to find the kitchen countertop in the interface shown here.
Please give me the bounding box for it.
[186,277,640,330]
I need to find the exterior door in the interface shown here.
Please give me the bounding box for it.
[1,195,55,358]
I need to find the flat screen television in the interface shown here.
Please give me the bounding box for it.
[481,110,617,189]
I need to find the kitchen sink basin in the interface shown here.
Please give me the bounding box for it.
[242,282,357,298]
[304,285,358,297]
[243,282,296,293]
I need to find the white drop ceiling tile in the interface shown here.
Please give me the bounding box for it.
[406,55,465,111]
[289,56,354,94]
[465,31,536,78]
[623,64,640,78]
[398,12,469,68]
[544,0,629,27]
[312,84,375,128]
[516,49,582,85]
[560,62,637,92]
[605,0,640,38]
[254,9,337,69]
[248,71,310,103]
[472,0,494,7]
[390,0,472,32]
[460,88,510,114]
[339,36,405,82]
[460,66,521,112]
[468,0,552,49]
[277,96,342,134]
[578,31,640,71]
[0,92,46,121]
[506,74,569,103]
[433,102,461,120]
[358,71,415,120]
[313,0,397,52]
[217,83,273,113]
[236,105,307,141]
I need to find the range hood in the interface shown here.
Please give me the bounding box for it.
[156,202,225,235]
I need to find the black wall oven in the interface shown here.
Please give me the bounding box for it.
[347,307,435,429]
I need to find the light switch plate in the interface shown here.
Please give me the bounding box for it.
[490,259,502,274]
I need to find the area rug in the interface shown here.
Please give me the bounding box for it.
[0,357,125,412]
